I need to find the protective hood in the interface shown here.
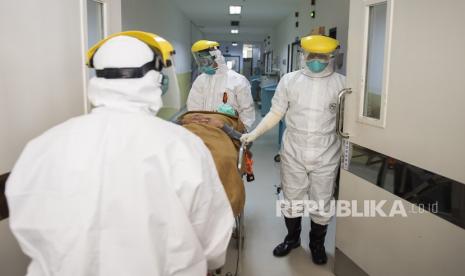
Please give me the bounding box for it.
[88,71,163,115]
[88,35,163,115]
[211,49,228,75]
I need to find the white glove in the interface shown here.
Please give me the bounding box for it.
[240,110,284,143]
[240,132,258,143]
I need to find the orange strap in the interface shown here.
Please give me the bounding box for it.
[245,151,254,175]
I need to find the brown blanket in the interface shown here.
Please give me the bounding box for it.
[180,111,245,216]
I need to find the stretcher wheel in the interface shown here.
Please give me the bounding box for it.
[274,154,281,163]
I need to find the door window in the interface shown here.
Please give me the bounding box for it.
[360,0,392,127]
[87,0,105,49]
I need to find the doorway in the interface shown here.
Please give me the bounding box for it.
[290,41,301,72]
[224,55,241,73]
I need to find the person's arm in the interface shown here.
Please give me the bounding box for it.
[240,110,283,143]
[235,78,255,131]
[240,76,289,143]
[172,137,234,270]
[187,76,205,111]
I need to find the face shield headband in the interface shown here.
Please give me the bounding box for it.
[95,54,164,79]
[94,54,170,95]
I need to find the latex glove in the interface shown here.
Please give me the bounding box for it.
[240,110,284,143]
[240,132,258,143]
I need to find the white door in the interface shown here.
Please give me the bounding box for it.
[335,0,465,275]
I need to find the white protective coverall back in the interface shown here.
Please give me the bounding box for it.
[271,69,345,225]
[187,50,255,130]
[6,48,234,275]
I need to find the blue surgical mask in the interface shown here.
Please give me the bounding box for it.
[306,60,329,73]
[201,66,216,75]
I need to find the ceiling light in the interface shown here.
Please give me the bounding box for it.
[232,42,238,46]
[231,29,239,34]
[229,5,242,15]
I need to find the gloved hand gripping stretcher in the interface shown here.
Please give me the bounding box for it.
[178,111,254,216]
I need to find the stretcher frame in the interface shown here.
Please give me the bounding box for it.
[211,141,248,276]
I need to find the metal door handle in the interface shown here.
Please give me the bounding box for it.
[336,88,352,138]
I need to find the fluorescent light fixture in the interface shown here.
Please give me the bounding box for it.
[232,42,238,46]
[229,5,242,15]
[231,29,239,34]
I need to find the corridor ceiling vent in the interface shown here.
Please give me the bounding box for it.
[231,20,240,26]
[231,29,239,34]
[229,5,242,15]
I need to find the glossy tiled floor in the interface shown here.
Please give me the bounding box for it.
[220,110,336,276]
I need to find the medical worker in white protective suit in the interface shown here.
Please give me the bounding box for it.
[6,31,234,276]
[187,40,255,130]
[241,35,345,265]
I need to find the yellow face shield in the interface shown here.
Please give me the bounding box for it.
[86,31,175,68]
[300,35,340,76]
[300,35,339,55]
[191,40,220,53]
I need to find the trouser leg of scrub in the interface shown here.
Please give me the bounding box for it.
[307,163,338,225]
[279,146,309,218]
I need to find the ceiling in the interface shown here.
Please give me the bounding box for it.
[172,0,302,42]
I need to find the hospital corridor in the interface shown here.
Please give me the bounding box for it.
[1,0,465,276]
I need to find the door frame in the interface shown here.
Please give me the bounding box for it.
[290,41,300,72]
[79,0,121,114]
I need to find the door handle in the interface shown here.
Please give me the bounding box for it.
[336,88,352,139]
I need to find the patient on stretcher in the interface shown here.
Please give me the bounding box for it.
[178,110,247,216]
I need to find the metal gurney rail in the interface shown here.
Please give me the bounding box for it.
[211,141,250,276]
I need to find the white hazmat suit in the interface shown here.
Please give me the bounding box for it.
[6,35,234,276]
[273,68,345,224]
[241,35,344,264]
[187,50,255,130]
[242,59,345,224]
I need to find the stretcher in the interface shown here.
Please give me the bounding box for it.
[177,112,254,276]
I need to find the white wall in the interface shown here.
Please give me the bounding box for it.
[0,0,90,173]
[271,0,350,76]
[0,0,99,274]
[121,0,202,74]
[121,0,204,111]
